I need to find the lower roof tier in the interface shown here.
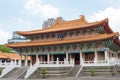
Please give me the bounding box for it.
[6,33,119,48]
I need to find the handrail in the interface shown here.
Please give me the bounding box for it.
[39,61,66,64]
[0,61,20,78]
[24,59,39,79]
[83,60,107,64]
[75,66,83,77]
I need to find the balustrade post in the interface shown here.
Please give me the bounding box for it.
[37,58,39,64]
[64,58,66,64]
[40,55,42,62]
[72,58,74,65]
[70,58,72,64]
[94,49,98,63]
[14,60,17,66]
[57,57,59,64]
[81,58,83,64]
[66,52,68,64]
[5,61,7,66]
[47,54,50,64]
[80,50,82,65]
[10,60,13,65]
[105,50,109,64]
[25,54,28,66]
[36,54,38,63]
[51,54,53,62]
[115,53,118,64]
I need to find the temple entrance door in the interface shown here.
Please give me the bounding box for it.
[42,55,47,62]
[71,53,80,65]
[84,52,94,62]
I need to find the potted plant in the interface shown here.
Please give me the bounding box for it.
[89,68,95,76]
[41,69,47,78]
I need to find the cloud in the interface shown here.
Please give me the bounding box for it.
[0,17,33,44]
[25,0,59,18]
[16,17,33,26]
[13,17,36,31]
[88,7,120,33]
[0,29,11,44]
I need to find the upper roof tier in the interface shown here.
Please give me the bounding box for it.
[16,15,113,36]
[6,32,119,48]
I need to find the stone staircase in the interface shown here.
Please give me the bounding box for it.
[115,65,120,73]
[68,65,81,77]
[79,66,115,76]
[2,67,28,79]
[2,68,18,78]
[44,67,71,78]
[29,67,72,79]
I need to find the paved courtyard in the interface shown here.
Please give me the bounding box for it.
[0,76,120,80]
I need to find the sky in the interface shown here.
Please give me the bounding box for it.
[0,0,120,44]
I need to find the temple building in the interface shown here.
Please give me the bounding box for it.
[0,51,30,68]
[5,15,120,78]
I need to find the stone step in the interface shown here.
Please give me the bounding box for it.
[11,68,28,78]
[2,67,28,79]
[79,66,115,76]
[68,65,81,77]
[46,71,69,74]
[41,73,69,77]
[2,68,19,78]
[29,67,72,79]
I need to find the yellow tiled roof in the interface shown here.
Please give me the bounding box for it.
[6,33,119,48]
[0,52,8,59]
[16,16,109,36]
[5,53,20,60]
[0,52,30,60]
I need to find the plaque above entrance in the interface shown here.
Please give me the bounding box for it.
[56,33,63,39]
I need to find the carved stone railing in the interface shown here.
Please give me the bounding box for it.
[0,60,20,78]
[82,60,111,66]
[0,60,21,68]
[24,59,40,79]
[39,58,74,67]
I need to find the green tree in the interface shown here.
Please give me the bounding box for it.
[0,45,13,53]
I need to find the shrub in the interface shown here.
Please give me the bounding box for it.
[89,68,95,76]
[41,69,47,78]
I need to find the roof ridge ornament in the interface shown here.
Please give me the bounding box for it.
[55,17,64,24]
[79,15,88,23]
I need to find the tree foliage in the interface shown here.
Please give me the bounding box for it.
[0,45,13,53]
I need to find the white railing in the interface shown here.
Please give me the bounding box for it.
[0,60,20,68]
[0,62,11,67]
[40,61,65,64]
[25,59,40,79]
[39,58,74,67]
[0,61,20,78]
[82,60,111,66]
[83,60,107,64]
